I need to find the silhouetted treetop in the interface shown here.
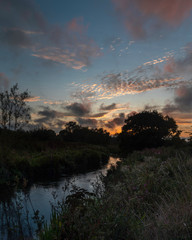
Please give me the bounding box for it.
[120,110,181,151]
[59,122,110,145]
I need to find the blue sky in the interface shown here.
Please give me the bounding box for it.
[0,0,192,136]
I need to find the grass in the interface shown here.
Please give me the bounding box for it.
[39,146,192,240]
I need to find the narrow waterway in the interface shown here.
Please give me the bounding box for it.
[0,156,120,240]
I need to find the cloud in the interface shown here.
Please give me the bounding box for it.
[32,41,100,70]
[0,0,46,30]
[164,45,192,75]
[100,103,117,111]
[73,64,188,100]
[112,0,192,38]
[175,86,192,112]
[67,17,87,34]
[32,17,101,70]
[0,0,46,48]
[162,103,178,114]
[143,104,159,111]
[0,73,9,89]
[72,89,96,99]
[36,106,65,123]
[77,118,98,128]
[90,112,108,118]
[31,17,101,70]
[65,102,92,117]
[32,106,67,131]
[43,100,64,105]
[54,119,66,128]
[105,113,126,129]
[0,1,101,70]
[0,28,32,48]
[163,86,192,114]
[143,56,169,66]
[25,96,41,102]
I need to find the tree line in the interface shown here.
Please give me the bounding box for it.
[0,84,191,152]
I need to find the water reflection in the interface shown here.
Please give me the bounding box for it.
[0,156,120,239]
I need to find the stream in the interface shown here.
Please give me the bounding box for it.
[0,156,120,240]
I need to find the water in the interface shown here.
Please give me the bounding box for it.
[0,156,120,239]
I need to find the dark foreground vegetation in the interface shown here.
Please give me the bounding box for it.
[0,127,110,187]
[39,147,192,240]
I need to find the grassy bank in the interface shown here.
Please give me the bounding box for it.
[39,147,192,240]
[0,144,109,187]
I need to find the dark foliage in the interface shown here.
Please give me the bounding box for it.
[119,111,181,152]
[0,127,110,186]
[59,121,110,145]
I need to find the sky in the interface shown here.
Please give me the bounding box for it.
[1,0,192,137]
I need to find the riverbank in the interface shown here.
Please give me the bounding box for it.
[0,144,109,188]
[0,156,120,240]
[39,146,192,240]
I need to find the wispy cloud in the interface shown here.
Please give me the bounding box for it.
[100,103,117,111]
[33,17,101,70]
[32,38,100,70]
[72,63,189,100]
[112,0,192,38]
[0,28,33,48]
[143,56,169,66]
[0,0,46,49]
[0,1,101,70]
[164,44,192,75]
[25,96,41,102]
[0,0,46,30]
[31,18,101,70]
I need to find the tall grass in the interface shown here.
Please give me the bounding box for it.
[39,147,192,240]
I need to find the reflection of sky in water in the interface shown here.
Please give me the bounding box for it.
[0,157,120,238]
[28,156,120,220]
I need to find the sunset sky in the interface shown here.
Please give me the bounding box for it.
[1,0,192,137]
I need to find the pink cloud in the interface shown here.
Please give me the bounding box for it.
[164,45,192,75]
[164,58,176,73]
[72,61,192,100]
[138,0,192,24]
[0,0,101,70]
[112,0,192,38]
[25,96,41,102]
[67,17,87,34]
[31,18,101,70]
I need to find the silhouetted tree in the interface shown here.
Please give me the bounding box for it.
[59,122,110,145]
[29,128,56,141]
[119,110,180,152]
[0,84,31,130]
